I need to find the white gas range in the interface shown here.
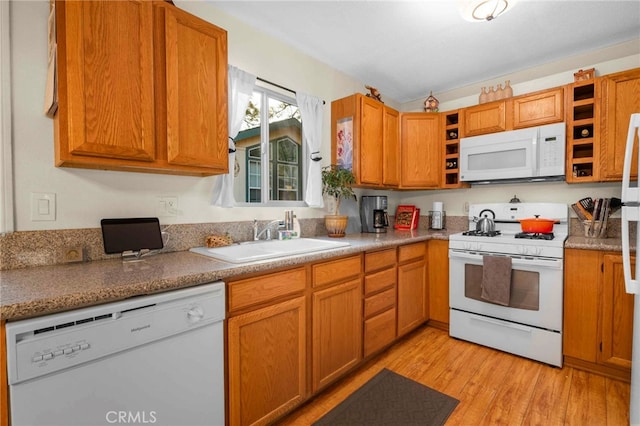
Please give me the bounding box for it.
[448,202,568,367]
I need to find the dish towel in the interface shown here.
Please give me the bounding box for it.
[481,255,512,306]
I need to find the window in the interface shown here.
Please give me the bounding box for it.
[233,88,304,205]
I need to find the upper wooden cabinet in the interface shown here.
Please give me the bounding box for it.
[54,0,228,176]
[600,68,640,181]
[383,107,401,186]
[399,113,440,188]
[462,100,509,137]
[331,94,399,188]
[512,87,564,129]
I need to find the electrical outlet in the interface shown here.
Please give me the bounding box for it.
[59,246,83,263]
[157,196,178,217]
[463,202,469,214]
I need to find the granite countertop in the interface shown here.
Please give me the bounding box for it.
[0,230,451,321]
[1,229,626,322]
[565,236,624,252]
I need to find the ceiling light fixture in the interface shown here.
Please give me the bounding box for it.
[457,0,517,22]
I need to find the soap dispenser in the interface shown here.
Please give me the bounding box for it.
[292,215,301,238]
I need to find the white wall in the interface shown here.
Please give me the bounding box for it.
[9,0,366,231]
[7,1,640,231]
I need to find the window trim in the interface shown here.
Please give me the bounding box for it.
[234,86,307,208]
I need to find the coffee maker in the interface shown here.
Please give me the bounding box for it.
[360,195,389,233]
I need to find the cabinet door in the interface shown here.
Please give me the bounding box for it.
[400,113,440,188]
[600,254,635,370]
[160,4,228,172]
[428,240,449,326]
[359,96,384,185]
[512,87,564,129]
[312,278,362,392]
[228,296,307,426]
[463,101,508,136]
[383,107,400,186]
[55,0,156,165]
[563,249,600,362]
[600,68,640,181]
[364,308,396,357]
[397,257,428,336]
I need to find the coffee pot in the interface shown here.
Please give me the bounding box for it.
[373,209,389,229]
[360,196,388,233]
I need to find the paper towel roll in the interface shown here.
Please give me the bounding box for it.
[433,202,443,212]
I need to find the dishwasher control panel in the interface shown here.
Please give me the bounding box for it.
[6,282,225,385]
[31,341,91,363]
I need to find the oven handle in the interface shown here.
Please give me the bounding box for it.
[471,315,533,334]
[449,249,562,268]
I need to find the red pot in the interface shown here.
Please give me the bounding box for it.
[518,216,560,233]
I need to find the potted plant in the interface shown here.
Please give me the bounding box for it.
[321,165,356,237]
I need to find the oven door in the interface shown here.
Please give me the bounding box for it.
[448,249,563,331]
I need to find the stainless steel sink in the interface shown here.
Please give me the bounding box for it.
[189,238,350,264]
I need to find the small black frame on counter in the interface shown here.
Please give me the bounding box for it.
[100,218,163,255]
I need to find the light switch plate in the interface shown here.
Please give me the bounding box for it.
[31,192,56,221]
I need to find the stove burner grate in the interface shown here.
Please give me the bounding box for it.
[462,230,502,237]
[515,232,555,240]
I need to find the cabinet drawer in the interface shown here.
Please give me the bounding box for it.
[228,267,306,312]
[365,249,396,273]
[364,287,396,318]
[364,267,396,296]
[313,255,361,288]
[398,242,427,263]
[364,308,396,357]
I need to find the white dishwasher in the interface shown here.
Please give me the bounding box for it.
[5,281,225,426]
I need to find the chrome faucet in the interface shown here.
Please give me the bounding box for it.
[253,219,284,241]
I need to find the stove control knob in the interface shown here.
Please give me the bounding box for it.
[517,245,528,255]
[532,247,543,256]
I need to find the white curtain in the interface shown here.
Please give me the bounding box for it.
[211,65,256,207]
[296,92,324,208]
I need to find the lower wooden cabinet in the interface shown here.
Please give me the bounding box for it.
[563,249,635,381]
[600,254,635,370]
[227,296,307,426]
[397,242,429,336]
[427,240,449,328]
[363,248,397,357]
[312,278,362,392]
[224,245,432,425]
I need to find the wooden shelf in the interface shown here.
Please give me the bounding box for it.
[566,79,598,183]
[441,111,466,188]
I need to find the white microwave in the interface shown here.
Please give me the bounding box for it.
[459,122,566,184]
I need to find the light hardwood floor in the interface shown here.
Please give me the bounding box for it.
[278,325,631,425]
